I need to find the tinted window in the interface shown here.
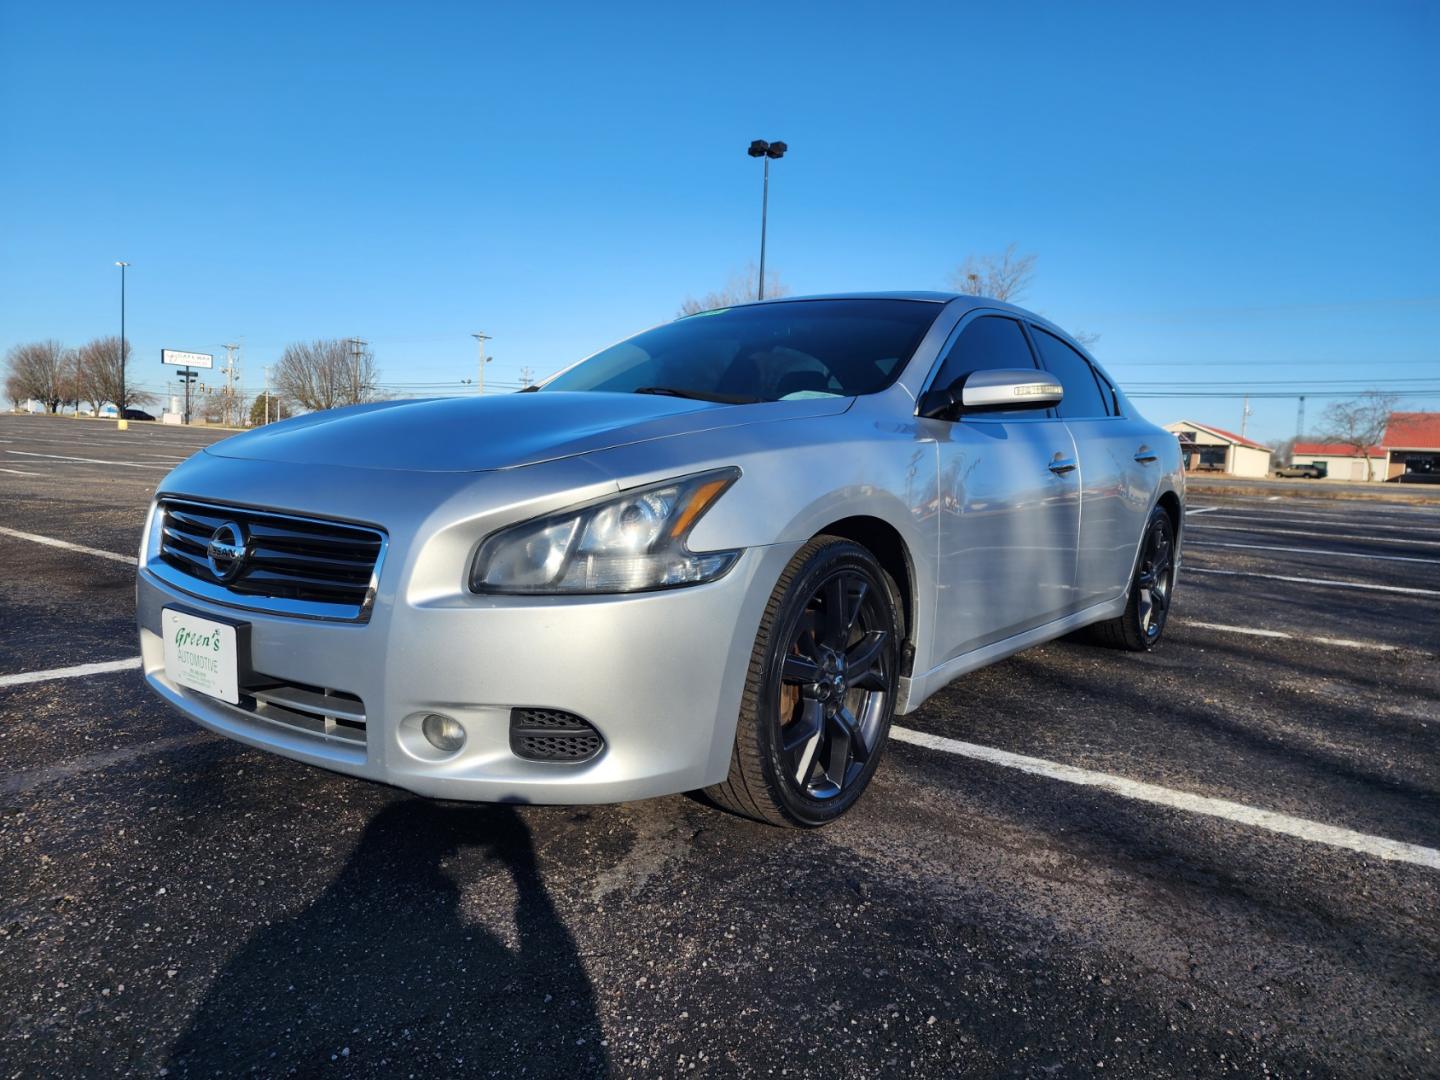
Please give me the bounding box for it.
[542,299,940,402]
[1031,328,1109,418]
[929,316,1039,419]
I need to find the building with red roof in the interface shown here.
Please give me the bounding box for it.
[1285,413,1440,483]
[1382,412,1440,482]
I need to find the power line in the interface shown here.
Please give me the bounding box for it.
[1120,377,1440,388]
[1123,394,1440,403]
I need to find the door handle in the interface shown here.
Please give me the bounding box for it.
[1048,457,1078,476]
[1134,445,1159,463]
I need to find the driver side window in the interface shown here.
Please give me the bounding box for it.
[930,316,1041,420]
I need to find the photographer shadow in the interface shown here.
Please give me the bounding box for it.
[167,800,608,1078]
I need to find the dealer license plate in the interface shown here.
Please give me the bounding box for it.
[162,608,240,705]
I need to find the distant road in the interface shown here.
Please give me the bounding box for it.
[1189,474,1440,503]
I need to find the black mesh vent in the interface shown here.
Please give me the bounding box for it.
[509,708,604,762]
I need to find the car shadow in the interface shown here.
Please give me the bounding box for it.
[166,800,609,1078]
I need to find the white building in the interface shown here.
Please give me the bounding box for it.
[1164,420,1273,478]
[1289,442,1387,482]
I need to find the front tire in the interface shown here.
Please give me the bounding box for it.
[706,537,901,827]
[1088,506,1176,651]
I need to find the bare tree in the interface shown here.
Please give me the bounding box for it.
[5,372,24,411]
[273,338,380,413]
[1320,392,1398,461]
[948,243,1037,302]
[4,340,74,412]
[73,336,153,413]
[678,264,790,317]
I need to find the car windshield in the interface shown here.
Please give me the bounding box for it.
[540,299,941,403]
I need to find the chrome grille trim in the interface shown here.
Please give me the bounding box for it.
[244,679,367,746]
[147,497,388,623]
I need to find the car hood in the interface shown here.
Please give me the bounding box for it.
[203,391,852,473]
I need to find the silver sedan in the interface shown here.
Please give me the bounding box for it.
[136,293,1183,826]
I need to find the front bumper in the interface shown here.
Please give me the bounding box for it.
[137,540,797,804]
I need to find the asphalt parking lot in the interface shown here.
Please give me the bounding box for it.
[1,412,1436,1079]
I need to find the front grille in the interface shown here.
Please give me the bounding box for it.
[154,498,385,621]
[509,708,604,763]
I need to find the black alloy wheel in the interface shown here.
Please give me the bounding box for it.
[1089,506,1177,652]
[1135,514,1174,643]
[775,568,893,800]
[707,537,901,826]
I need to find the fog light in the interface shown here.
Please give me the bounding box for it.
[421,713,466,753]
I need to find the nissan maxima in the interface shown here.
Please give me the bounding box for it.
[136,294,1183,826]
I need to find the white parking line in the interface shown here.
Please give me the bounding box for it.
[1314,636,1400,650]
[0,526,138,565]
[1188,522,1440,548]
[0,467,42,476]
[1189,540,1440,565]
[5,434,215,453]
[1185,621,1398,651]
[890,727,1440,871]
[1185,566,1440,597]
[1195,512,1440,536]
[1185,621,1289,639]
[5,450,170,470]
[1185,506,1221,515]
[1,734,206,797]
[4,645,1429,869]
[0,657,142,689]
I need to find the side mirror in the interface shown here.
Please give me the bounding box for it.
[919,368,1063,419]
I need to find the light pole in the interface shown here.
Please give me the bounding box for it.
[746,139,787,300]
[114,261,130,427]
[472,332,492,395]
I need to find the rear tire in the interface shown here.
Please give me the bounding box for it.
[1088,507,1176,652]
[706,537,902,827]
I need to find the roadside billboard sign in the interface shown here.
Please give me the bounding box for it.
[161,349,214,369]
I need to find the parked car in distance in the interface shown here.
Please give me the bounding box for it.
[121,408,156,421]
[135,293,1185,826]
[1275,462,1325,478]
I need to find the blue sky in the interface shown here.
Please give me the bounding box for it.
[2,0,1436,443]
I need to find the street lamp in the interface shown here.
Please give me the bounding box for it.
[114,261,130,427]
[746,139,787,300]
[471,331,493,395]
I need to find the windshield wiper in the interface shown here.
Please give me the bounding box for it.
[634,386,761,405]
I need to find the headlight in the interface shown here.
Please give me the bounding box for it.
[470,468,742,594]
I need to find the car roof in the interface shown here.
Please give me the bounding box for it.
[687,293,1103,372]
[733,290,954,305]
[724,291,1040,320]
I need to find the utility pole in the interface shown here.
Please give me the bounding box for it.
[263,365,270,425]
[1240,396,1252,440]
[1295,395,1306,439]
[222,343,240,426]
[471,332,492,395]
[114,261,130,428]
[347,338,369,401]
[519,365,534,389]
[180,368,196,425]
